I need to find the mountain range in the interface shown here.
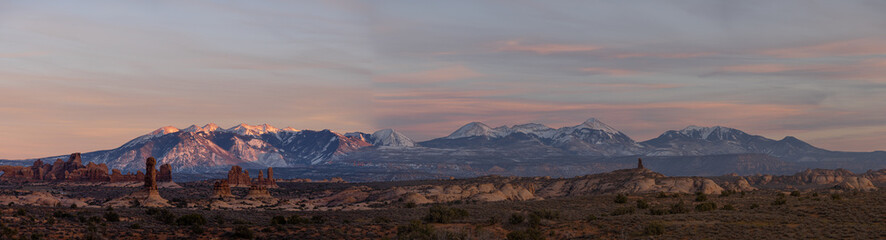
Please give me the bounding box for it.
[18,119,885,179]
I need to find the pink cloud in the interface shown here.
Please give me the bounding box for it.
[761,38,886,58]
[718,64,808,73]
[373,65,484,84]
[580,67,639,76]
[613,52,716,59]
[496,40,601,54]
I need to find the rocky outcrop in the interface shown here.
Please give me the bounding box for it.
[0,153,148,183]
[744,168,878,191]
[105,157,171,208]
[245,185,273,200]
[227,166,251,187]
[253,168,278,188]
[537,168,724,197]
[861,169,886,183]
[158,164,172,182]
[212,180,234,198]
[110,169,143,183]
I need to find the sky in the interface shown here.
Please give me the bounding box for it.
[1,1,885,159]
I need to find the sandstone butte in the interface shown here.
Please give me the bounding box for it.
[0,153,175,184]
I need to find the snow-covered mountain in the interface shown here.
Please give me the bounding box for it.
[642,125,829,159]
[26,119,883,177]
[53,124,414,173]
[424,118,643,156]
[370,129,416,147]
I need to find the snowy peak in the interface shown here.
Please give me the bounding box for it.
[446,122,503,139]
[226,123,280,136]
[371,129,416,147]
[575,118,621,135]
[676,125,745,141]
[150,126,180,136]
[182,123,222,134]
[510,123,556,138]
[281,127,299,132]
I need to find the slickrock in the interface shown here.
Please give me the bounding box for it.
[744,168,878,191]
[0,191,89,207]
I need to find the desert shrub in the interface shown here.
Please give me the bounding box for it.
[15,209,26,216]
[528,214,542,227]
[643,222,665,236]
[695,202,717,212]
[750,203,760,209]
[648,208,669,215]
[721,204,736,210]
[669,201,689,214]
[288,215,309,224]
[610,207,636,216]
[772,198,787,206]
[636,199,650,209]
[270,216,287,225]
[145,208,160,215]
[397,220,435,240]
[190,225,205,234]
[0,223,18,239]
[584,214,597,222]
[405,202,417,208]
[506,227,544,240]
[790,191,801,197]
[87,216,102,223]
[530,209,560,220]
[656,192,669,198]
[509,213,525,224]
[310,215,325,224]
[176,214,207,226]
[373,216,392,224]
[720,190,735,197]
[155,209,176,224]
[487,216,500,225]
[231,225,254,239]
[52,211,73,219]
[129,223,141,229]
[812,192,819,197]
[423,205,468,223]
[695,192,708,202]
[70,203,77,209]
[104,211,120,222]
[831,193,842,201]
[614,194,628,203]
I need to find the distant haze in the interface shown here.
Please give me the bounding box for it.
[1,1,885,159]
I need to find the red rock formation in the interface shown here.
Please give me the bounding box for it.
[252,168,278,187]
[212,180,234,198]
[245,185,273,199]
[0,153,151,183]
[158,164,172,182]
[109,169,143,182]
[144,157,158,190]
[638,158,644,169]
[227,166,251,187]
